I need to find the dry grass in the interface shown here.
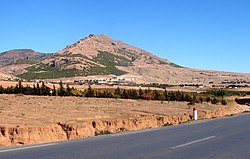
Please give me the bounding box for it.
[0,94,230,127]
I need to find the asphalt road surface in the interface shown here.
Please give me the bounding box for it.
[1,113,250,159]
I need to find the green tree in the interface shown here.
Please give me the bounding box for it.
[85,85,94,97]
[32,84,38,95]
[176,91,182,101]
[58,81,66,96]
[114,87,121,98]
[127,89,138,99]
[36,83,41,95]
[181,91,185,101]
[14,84,19,94]
[121,89,128,99]
[164,89,170,102]
[169,91,176,101]
[184,94,192,103]
[5,86,14,94]
[41,82,50,95]
[0,85,4,94]
[104,90,113,98]
[18,80,23,94]
[211,97,219,104]
[115,87,121,95]
[187,96,195,105]
[52,85,57,96]
[32,84,37,95]
[23,85,33,95]
[66,84,72,96]
[221,90,225,100]
[199,97,204,104]
[221,99,227,105]
[206,97,211,103]
[14,80,23,94]
[153,90,160,100]
[192,94,199,103]
[138,87,144,99]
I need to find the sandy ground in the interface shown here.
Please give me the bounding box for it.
[1,94,250,147]
[0,94,242,127]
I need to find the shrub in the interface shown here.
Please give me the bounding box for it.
[163,122,173,126]
[221,100,227,105]
[206,97,211,103]
[187,101,195,105]
[199,97,204,104]
[211,97,219,104]
[95,130,112,136]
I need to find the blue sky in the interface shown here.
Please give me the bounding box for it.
[0,0,249,73]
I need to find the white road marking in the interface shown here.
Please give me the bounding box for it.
[171,136,216,149]
[0,143,58,153]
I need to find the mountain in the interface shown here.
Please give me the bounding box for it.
[0,49,52,66]
[0,49,52,79]
[1,34,250,84]
[15,34,182,81]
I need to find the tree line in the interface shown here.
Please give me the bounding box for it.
[76,85,227,105]
[0,81,227,105]
[0,81,55,96]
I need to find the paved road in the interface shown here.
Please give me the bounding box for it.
[1,114,250,159]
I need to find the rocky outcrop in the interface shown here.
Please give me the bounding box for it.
[1,104,248,147]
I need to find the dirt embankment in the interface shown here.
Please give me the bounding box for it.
[0,94,249,147]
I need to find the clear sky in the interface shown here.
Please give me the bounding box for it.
[0,0,249,73]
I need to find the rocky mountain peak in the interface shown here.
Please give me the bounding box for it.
[87,33,110,39]
[56,34,170,64]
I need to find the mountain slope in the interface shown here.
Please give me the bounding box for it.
[16,34,182,80]
[0,49,52,66]
[0,49,52,78]
[1,34,250,84]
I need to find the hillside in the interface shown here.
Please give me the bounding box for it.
[0,49,52,79]
[1,34,250,84]
[15,34,183,80]
[0,49,52,66]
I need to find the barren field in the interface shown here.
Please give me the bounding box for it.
[0,94,249,146]
[0,94,232,126]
